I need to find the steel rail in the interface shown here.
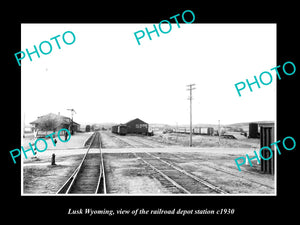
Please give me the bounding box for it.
[194,157,274,189]
[109,133,229,194]
[56,167,79,194]
[167,153,274,190]
[124,135,165,148]
[125,136,155,148]
[145,152,229,194]
[110,133,153,148]
[95,132,107,194]
[56,132,97,194]
[133,153,191,194]
[114,134,228,194]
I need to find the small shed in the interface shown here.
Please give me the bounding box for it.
[249,122,259,138]
[260,123,275,174]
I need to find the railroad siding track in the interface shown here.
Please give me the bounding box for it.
[155,152,275,190]
[133,152,228,194]
[103,132,135,148]
[108,134,149,148]
[115,135,151,148]
[195,159,274,190]
[109,133,228,194]
[125,135,166,148]
[108,132,163,148]
[104,132,272,194]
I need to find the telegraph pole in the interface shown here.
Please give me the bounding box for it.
[218,119,221,145]
[187,84,196,147]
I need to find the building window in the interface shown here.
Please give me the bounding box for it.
[136,124,148,128]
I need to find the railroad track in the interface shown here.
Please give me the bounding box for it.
[109,133,228,194]
[133,152,229,194]
[123,136,155,148]
[126,135,166,148]
[164,153,275,190]
[56,132,106,194]
[107,133,153,148]
[110,133,165,148]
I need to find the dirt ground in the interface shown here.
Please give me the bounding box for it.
[104,153,173,194]
[23,154,84,194]
[101,131,274,195]
[103,151,274,195]
[22,131,93,151]
[22,132,92,194]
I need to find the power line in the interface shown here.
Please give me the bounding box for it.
[187,84,196,147]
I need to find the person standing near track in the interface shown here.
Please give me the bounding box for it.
[64,129,69,141]
[32,128,38,157]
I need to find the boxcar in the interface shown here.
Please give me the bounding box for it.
[112,124,127,135]
[200,127,208,134]
[86,125,91,132]
[208,127,214,135]
[112,125,118,134]
[193,127,200,134]
[118,125,127,135]
[177,128,186,133]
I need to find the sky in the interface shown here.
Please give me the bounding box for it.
[21,23,276,126]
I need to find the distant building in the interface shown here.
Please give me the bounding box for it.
[30,113,80,136]
[92,124,101,131]
[125,118,149,135]
[248,122,259,138]
[79,124,91,132]
[24,124,34,133]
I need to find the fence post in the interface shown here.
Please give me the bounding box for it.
[51,153,56,165]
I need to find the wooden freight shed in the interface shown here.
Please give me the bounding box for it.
[125,118,148,135]
[260,123,275,174]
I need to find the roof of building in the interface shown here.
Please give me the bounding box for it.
[259,122,274,127]
[125,118,148,125]
[30,113,80,127]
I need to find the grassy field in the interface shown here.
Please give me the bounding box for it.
[145,131,260,148]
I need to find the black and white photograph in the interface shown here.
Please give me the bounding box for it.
[4,4,298,221]
[21,23,276,195]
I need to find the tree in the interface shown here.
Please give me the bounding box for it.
[36,114,64,135]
